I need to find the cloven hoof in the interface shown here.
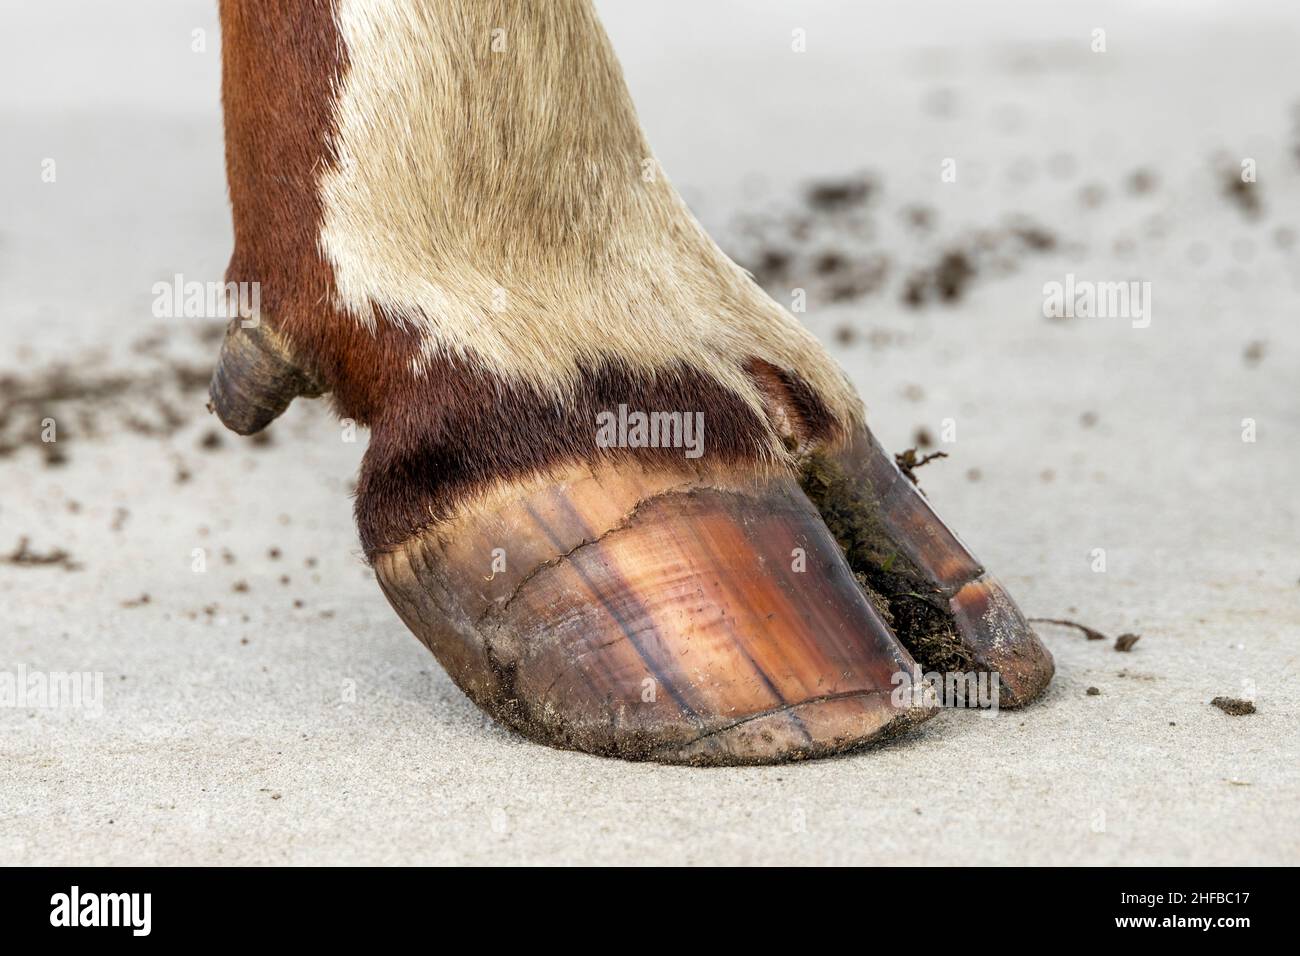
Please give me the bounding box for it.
[210,0,1054,766]
[359,433,1053,766]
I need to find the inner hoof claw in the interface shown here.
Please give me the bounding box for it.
[799,427,1055,710]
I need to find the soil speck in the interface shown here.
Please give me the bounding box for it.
[1210,696,1255,716]
[2,537,81,571]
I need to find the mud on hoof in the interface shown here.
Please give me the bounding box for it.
[799,429,1054,709]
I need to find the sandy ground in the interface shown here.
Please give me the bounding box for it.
[1,0,1297,865]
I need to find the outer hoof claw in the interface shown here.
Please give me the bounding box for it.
[374,466,937,765]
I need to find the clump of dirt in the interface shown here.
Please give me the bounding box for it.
[1086,686,1101,696]
[894,447,948,487]
[1219,161,1262,219]
[1128,168,1158,195]
[903,250,975,306]
[1114,632,1141,652]
[797,449,973,674]
[1211,697,1256,716]
[805,175,875,212]
[1010,224,1058,252]
[901,221,1058,308]
[902,205,935,232]
[2,537,81,571]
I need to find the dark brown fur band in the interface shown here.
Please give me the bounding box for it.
[353,359,792,554]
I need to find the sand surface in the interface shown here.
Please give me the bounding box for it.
[1,0,1297,865]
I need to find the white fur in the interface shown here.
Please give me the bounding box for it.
[318,0,862,437]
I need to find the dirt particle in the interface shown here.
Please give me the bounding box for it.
[1210,696,1255,716]
[1128,168,1158,194]
[2,537,81,571]
[1243,340,1266,366]
[121,593,151,608]
[1114,632,1141,652]
[934,250,976,302]
[199,429,223,450]
[232,580,249,593]
[900,248,986,307]
[1116,668,1157,682]
[814,251,846,275]
[756,248,790,278]
[1086,686,1100,696]
[1011,224,1057,252]
[1220,164,1262,218]
[894,447,948,486]
[1079,183,1106,208]
[805,176,874,212]
[902,273,927,308]
[903,205,935,231]
[42,443,69,467]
